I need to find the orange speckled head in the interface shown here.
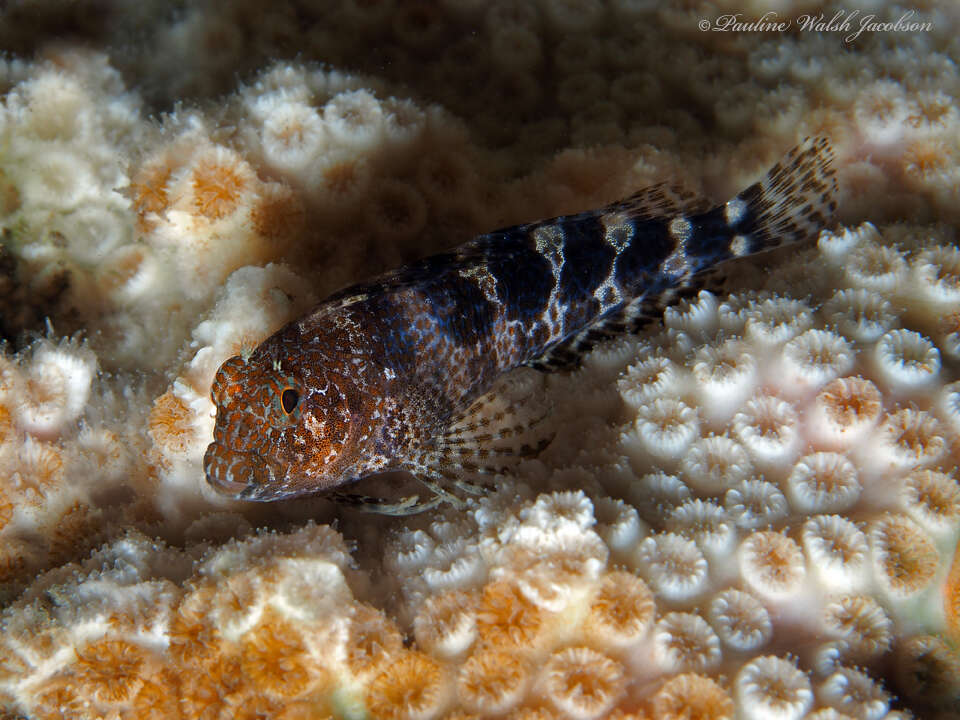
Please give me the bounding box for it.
[204,335,380,501]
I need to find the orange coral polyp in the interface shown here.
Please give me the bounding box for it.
[814,375,882,440]
[239,611,317,698]
[475,580,545,650]
[130,161,173,229]
[456,649,529,714]
[413,589,479,660]
[74,638,150,704]
[250,183,305,242]
[585,570,656,646]
[651,673,734,720]
[872,513,939,597]
[366,651,448,720]
[167,611,215,665]
[128,670,182,720]
[0,404,13,443]
[190,153,254,221]
[542,646,626,720]
[148,389,196,457]
[13,439,65,501]
[346,603,405,676]
[945,542,960,641]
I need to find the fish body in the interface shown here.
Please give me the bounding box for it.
[205,138,836,506]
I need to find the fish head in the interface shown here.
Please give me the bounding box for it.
[204,341,379,501]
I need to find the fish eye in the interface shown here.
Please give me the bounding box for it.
[280,387,299,414]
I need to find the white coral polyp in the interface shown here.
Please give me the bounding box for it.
[901,468,960,533]
[748,41,790,80]
[936,380,960,435]
[875,408,946,470]
[55,204,132,265]
[823,289,896,344]
[744,297,814,346]
[680,435,753,494]
[844,243,908,293]
[822,594,893,660]
[634,397,699,461]
[413,592,477,661]
[717,293,755,333]
[691,339,757,420]
[423,554,486,593]
[732,395,800,469]
[525,490,596,535]
[780,329,855,390]
[818,666,890,720]
[708,588,772,652]
[635,532,709,602]
[542,646,626,720]
[382,97,426,151]
[629,472,690,517]
[869,513,939,598]
[725,479,789,530]
[817,222,879,260]
[941,320,960,361]
[667,498,736,556]
[853,79,909,146]
[652,611,722,672]
[738,531,806,601]
[323,89,386,151]
[14,341,97,439]
[21,71,95,142]
[260,99,327,173]
[874,329,941,391]
[912,245,960,305]
[664,290,719,336]
[809,376,883,447]
[19,147,98,210]
[735,655,813,720]
[593,497,644,555]
[786,452,861,514]
[618,355,682,408]
[802,515,869,592]
[98,243,164,305]
[385,529,436,573]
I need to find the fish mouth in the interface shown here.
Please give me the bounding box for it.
[203,441,285,501]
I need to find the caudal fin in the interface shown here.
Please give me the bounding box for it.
[728,136,837,254]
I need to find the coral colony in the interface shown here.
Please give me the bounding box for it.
[1,1,959,719]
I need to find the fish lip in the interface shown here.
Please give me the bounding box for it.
[204,441,281,501]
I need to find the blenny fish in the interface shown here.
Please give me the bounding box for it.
[205,138,836,513]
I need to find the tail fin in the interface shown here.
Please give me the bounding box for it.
[727,136,837,255]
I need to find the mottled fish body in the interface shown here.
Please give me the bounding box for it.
[205,138,836,510]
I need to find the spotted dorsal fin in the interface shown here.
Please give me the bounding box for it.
[613,180,711,220]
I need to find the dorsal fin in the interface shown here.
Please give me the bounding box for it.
[608,180,710,220]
